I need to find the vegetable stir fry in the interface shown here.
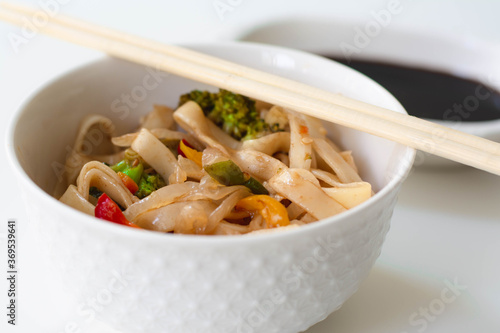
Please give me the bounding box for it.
[58,90,372,235]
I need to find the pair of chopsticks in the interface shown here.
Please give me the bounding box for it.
[1,3,500,176]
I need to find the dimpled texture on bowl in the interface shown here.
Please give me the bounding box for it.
[25,183,398,333]
[9,42,414,333]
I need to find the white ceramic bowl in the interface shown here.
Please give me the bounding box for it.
[7,42,414,333]
[240,20,500,168]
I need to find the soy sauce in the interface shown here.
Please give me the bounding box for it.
[325,57,500,122]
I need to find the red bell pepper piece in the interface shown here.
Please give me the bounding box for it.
[117,171,139,194]
[95,193,140,228]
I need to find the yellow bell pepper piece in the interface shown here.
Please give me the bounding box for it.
[179,140,203,167]
[235,195,290,227]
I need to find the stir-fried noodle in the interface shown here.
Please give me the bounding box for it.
[59,90,372,235]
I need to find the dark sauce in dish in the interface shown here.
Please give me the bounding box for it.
[325,57,500,122]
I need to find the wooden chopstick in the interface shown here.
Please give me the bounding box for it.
[1,4,500,176]
[2,3,494,151]
[5,2,498,155]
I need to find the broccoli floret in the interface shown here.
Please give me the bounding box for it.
[136,173,166,199]
[109,157,168,199]
[110,155,168,199]
[179,90,217,113]
[179,89,270,141]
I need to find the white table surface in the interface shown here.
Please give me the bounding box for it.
[1,1,499,332]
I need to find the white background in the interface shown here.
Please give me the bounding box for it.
[1,0,500,332]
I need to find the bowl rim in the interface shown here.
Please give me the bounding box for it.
[6,40,416,245]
